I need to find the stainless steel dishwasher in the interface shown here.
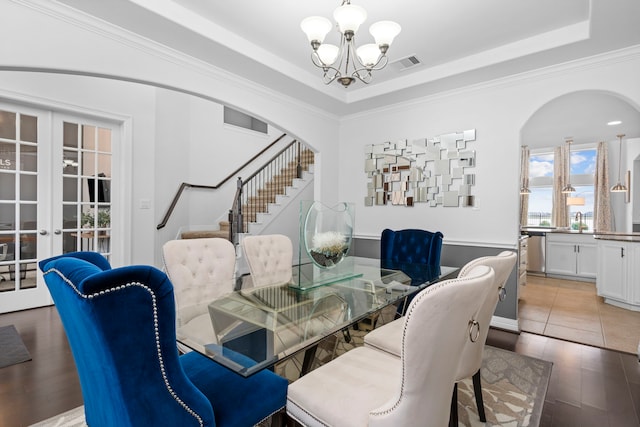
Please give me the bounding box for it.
[523,231,545,275]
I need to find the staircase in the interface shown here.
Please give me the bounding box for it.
[242,148,314,224]
[181,143,314,242]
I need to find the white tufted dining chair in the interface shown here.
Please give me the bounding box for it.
[364,250,517,425]
[286,265,495,427]
[162,238,237,352]
[241,234,293,288]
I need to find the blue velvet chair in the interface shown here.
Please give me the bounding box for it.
[39,251,288,427]
[380,229,444,316]
[380,228,444,270]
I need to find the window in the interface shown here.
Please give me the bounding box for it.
[527,147,596,230]
[223,107,268,134]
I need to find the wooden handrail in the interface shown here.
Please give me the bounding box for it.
[156,133,287,230]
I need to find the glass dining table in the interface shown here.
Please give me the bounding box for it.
[176,256,458,377]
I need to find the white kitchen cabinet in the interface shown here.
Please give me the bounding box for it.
[597,239,640,310]
[545,233,596,280]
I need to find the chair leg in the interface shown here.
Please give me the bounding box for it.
[472,369,487,422]
[449,382,458,427]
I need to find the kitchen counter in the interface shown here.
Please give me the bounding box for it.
[521,227,594,236]
[594,232,640,242]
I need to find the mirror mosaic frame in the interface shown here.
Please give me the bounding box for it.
[364,129,477,207]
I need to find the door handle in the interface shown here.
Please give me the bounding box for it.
[54,229,62,235]
[621,247,625,258]
[39,229,48,236]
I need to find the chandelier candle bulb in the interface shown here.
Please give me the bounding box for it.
[317,44,340,66]
[300,16,332,44]
[333,4,367,34]
[357,44,381,67]
[369,21,402,47]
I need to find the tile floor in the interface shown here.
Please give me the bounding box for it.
[519,274,640,354]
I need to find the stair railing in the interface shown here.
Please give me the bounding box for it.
[229,139,313,244]
[157,133,288,231]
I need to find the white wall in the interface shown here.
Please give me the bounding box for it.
[338,49,640,247]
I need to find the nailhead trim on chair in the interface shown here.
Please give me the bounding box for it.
[44,268,205,427]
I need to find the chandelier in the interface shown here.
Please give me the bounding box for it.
[300,1,401,88]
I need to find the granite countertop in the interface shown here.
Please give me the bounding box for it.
[520,227,593,235]
[520,228,640,241]
[593,231,640,242]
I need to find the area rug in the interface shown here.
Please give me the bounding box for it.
[0,324,32,368]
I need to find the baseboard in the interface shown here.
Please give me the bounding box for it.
[490,315,519,332]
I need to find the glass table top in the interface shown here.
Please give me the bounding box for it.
[176,256,457,377]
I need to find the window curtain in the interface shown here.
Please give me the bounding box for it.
[552,145,569,227]
[520,146,530,226]
[593,141,612,231]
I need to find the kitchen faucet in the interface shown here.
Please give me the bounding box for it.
[575,212,583,233]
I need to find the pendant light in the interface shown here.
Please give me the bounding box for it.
[561,138,575,194]
[611,134,628,192]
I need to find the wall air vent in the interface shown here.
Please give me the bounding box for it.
[391,55,422,72]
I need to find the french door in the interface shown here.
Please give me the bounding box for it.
[0,101,118,313]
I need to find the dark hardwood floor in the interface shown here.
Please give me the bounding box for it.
[1,305,640,426]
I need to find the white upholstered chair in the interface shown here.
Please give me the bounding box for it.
[162,238,236,351]
[241,234,293,288]
[364,250,517,425]
[286,265,495,427]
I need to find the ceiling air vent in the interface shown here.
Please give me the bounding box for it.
[391,55,422,72]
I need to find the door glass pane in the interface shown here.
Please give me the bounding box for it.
[62,204,78,228]
[0,203,15,229]
[62,231,78,253]
[98,128,111,152]
[20,233,36,259]
[0,235,16,293]
[19,174,37,201]
[82,125,96,150]
[98,153,111,176]
[18,263,36,290]
[82,151,95,175]
[0,110,16,140]
[63,122,78,148]
[20,143,38,172]
[63,177,78,202]
[20,115,38,143]
[0,141,16,170]
[0,173,15,199]
[20,204,37,230]
[81,177,93,203]
[63,149,78,175]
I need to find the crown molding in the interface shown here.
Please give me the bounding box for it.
[343,44,640,121]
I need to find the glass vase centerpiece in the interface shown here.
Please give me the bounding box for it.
[294,201,360,290]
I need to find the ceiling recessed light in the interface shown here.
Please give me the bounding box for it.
[607,120,622,126]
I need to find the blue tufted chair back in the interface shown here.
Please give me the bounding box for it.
[380,228,444,268]
[39,252,215,427]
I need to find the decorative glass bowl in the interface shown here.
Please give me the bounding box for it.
[301,201,354,269]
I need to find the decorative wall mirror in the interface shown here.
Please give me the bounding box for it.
[364,129,477,207]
